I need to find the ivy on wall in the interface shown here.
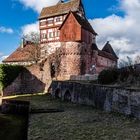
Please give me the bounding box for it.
[0,64,25,89]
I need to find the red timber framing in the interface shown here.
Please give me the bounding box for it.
[40,28,60,44]
[39,14,66,43]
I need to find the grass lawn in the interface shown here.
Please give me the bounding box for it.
[10,94,140,140]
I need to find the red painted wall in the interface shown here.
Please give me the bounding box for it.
[60,13,81,42]
[81,29,93,44]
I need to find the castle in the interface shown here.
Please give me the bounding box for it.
[3,0,118,80]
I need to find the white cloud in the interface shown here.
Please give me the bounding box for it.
[89,0,140,60]
[17,0,59,13]
[0,26,14,34]
[0,54,9,63]
[19,0,59,35]
[20,0,59,36]
[19,0,140,62]
[21,22,39,35]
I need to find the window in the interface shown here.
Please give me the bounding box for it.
[49,32,54,38]
[56,31,60,37]
[47,20,53,24]
[56,17,61,22]
[42,33,47,39]
[40,21,46,26]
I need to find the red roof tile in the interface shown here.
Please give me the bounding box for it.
[39,0,81,19]
[3,43,38,63]
[102,41,118,59]
[98,50,118,61]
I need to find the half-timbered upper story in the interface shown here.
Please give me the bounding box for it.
[38,0,97,44]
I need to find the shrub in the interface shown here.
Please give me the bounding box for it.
[98,68,119,84]
[0,64,25,89]
[119,68,130,82]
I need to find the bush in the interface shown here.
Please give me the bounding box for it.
[0,64,25,89]
[119,68,130,82]
[98,68,119,84]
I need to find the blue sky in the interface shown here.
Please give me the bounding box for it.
[0,0,140,62]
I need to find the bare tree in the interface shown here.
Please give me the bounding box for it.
[49,48,62,80]
[115,48,121,56]
[22,32,40,64]
[119,56,133,68]
[119,55,140,68]
[134,55,140,64]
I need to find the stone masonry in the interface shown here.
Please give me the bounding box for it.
[51,81,140,119]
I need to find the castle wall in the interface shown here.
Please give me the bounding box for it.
[1,61,52,96]
[1,41,118,96]
[56,42,101,79]
[51,81,140,119]
[96,55,117,73]
[40,42,61,58]
[40,41,117,80]
[53,42,83,79]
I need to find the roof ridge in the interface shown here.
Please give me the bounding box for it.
[102,41,118,59]
[42,0,79,11]
[39,0,81,19]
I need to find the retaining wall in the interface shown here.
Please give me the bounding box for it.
[50,81,140,119]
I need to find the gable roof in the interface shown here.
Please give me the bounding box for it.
[39,0,81,19]
[59,12,97,35]
[102,41,118,59]
[3,43,37,63]
[98,50,118,61]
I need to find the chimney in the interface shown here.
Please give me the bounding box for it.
[21,38,26,48]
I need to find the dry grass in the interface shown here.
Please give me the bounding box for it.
[12,94,140,140]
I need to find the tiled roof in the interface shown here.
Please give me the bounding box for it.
[90,42,117,61]
[59,12,97,35]
[39,0,80,19]
[73,12,97,35]
[3,43,37,63]
[98,50,118,61]
[102,41,118,59]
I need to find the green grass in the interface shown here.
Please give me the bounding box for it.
[12,94,140,140]
[0,114,27,140]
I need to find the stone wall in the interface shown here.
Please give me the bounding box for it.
[40,41,117,78]
[1,41,117,96]
[46,41,98,79]
[50,81,140,119]
[2,61,52,96]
